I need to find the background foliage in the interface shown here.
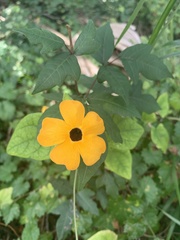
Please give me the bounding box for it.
[0,0,180,240]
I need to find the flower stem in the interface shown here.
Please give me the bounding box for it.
[66,24,74,53]
[73,169,78,240]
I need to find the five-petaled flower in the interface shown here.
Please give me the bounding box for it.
[37,100,106,170]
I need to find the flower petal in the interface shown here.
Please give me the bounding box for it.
[81,111,105,136]
[60,100,85,127]
[37,117,69,147]
[79,135,106,166]
[50,141,80,170]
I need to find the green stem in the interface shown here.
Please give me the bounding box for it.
[148,0,177,46]
[115,0,146,47]
[73,169,78,240]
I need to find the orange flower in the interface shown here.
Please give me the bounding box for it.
[37,100,106,170]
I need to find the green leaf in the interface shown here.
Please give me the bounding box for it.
[173,122,180,144]
[56,201,73,240]
[96,172,119,196]
[88,230,117,240]
[33,53,81,94]
[105,148,132,180]
[120,44,172,83]
[151,123,169,153]
[141,148,163,166]
[0,158,17,183]
[92,22,114,64]
[39,183,59,212]
[74,20,100,55]
[137,176,159,204]
[22,221,40,240]
[88,92,140,118]
[0,187,13,208]
[0,100,16,121]
[12,176,30,198]
[113,117,144,150]
[157,92,169,117]
[97,65,130,103]
[7,113,51,160]
[2,203,20,224]
[169,91,180,111]
[0,82,17,100]
[129,82,160,114]
[77,189,99,215]
[124,222,146,239]
[17,27,65,54]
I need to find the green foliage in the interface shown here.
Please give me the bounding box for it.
[88,230,117,240]
[7,113,52,160]
[92,22,114,64]
[74,20,100,55]
[33,53,81,93]
[1,1,180,240]
[120,44,172,83]
[17,28,65,54]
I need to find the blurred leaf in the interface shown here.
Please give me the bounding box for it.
[158,162,173,191]
[2,203,20,224]
[142,112,157,123]
[138,176,158,204]
[173,122,180,144]
[88,230,117,240]
[0,100,16,121]
[17,27,65,54]
[22,221,40,240]
[106,148,132,180]
[113,117,144,150]
[7,113,52,160]
[124,222,146,239]
[12,176,30,198]
[0,82,17,100]
[157,92,169,117]
[151,123,169,153]
[74,20,100,55]
[169,91,180,111]
[38,232,53,240]
[96,172,119,196]
[39,183,59,212]
[120,44,172,83]
[77,189,99,215]
[141,148,163,166]
[25,93,44,106]
[56,200,73,240]
[0,158,17,182]
[97,65,130,103]
[92,22,114,64]
[33,53,80,94]
[0,187,13,208]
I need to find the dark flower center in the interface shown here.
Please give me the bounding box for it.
[70,128,82,141]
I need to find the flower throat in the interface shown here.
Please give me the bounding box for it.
[70,128,82,141]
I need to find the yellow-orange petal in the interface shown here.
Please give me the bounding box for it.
[50,141,80,170]
[37,117,69,147]
[79,135,106,166]
[60,100,85,127]
[81,111,105,136]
